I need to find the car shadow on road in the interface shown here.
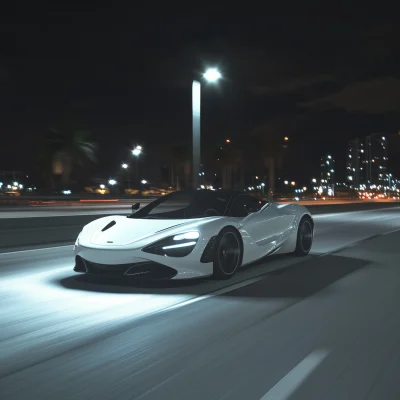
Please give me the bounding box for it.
[55,253,370,299]
[222,254,370,299]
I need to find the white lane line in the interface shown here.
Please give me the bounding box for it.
[155,276,269,314]
[260,349,331,400]
[0,245,73,256]
[314,205,400,218]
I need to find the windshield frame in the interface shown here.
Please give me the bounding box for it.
[128,190,236,220]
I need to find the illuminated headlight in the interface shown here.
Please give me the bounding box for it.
[173,231,199,241]
[142,231,200,257]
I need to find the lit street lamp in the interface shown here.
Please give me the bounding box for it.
[132,145,142,157]
[132,145,142,182]
[203,68,221,83]
[108,179,117,185]
[192,68,222,189]
[141,179,147,184]
[121,163,130,189]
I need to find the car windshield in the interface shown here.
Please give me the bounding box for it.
[128,190,233,219]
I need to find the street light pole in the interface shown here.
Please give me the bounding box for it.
[192,68,221,190]
[132,145,142,185]
[192,80,201,190]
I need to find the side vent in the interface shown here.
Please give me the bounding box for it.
[200,236,217,263]
[101,220,116,232]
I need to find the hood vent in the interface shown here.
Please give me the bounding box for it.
[154,223,187,234]
[101,220,116,232]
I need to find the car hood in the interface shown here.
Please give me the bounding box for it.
[80,215,217,247]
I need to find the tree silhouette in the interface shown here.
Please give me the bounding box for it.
[171,144,191,189]
[250,130,290,200]
[250,114,305,200]
[216,142,243,190]
[48,128,97,185]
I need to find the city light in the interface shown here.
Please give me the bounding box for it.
[121,163,128,169]
[203,68,222,83]
[284,136,289,141]
[284,181,288,185]
[225,139,231,143]
[291,181,295,186]
[132,145,142,157]
[141,179,147,184]
[108,179,117,185]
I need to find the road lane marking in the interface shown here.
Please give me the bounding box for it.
[260,349,331,400]
[0,245,73,255]
[314,205,400,218]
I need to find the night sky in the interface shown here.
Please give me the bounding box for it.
[1,10,400,183]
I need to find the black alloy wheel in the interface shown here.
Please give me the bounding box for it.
[213,227,243,279]
[294,217,313,256]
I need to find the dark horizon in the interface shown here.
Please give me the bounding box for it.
[1,11,400,183]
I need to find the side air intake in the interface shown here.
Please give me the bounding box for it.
[74,256,88,273]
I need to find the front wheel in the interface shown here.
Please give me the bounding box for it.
[213,227,243,280]
[294,217,313,256]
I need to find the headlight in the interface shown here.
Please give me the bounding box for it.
[142,231,200,257]
[173,231,199,241]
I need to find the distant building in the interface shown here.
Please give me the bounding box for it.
[320,154,335,195]
[365,134,389,185]
[346,138,365,186]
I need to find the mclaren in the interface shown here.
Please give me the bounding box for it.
[74,189,314,280]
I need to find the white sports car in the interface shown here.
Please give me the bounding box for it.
[73,190,314,280]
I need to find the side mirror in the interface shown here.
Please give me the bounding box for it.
[132,202,140,212]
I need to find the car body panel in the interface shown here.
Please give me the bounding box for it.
[74,191,313,279]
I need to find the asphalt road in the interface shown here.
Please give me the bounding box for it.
[1,207,400,399]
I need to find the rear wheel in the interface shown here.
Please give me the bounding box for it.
[294,216,313,256]
[213,227,243,279]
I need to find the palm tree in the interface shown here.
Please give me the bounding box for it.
[171,144,191,189]
[35,149,55,190]
[49,128,97,186]
[216,142,243,190]
[250,115,304,201]
[249,133,288,201]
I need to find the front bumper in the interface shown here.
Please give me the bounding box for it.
[74,256,178,279]
[73,245,213,279]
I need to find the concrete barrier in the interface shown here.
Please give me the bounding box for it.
[0,202,399,251]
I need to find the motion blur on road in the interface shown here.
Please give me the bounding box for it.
[1,205,400,399]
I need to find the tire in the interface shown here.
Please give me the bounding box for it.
[294,216,313,256]
[213,227,243,280]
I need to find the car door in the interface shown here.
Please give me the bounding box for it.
[247,203,295,247]
[230,195,293,247]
